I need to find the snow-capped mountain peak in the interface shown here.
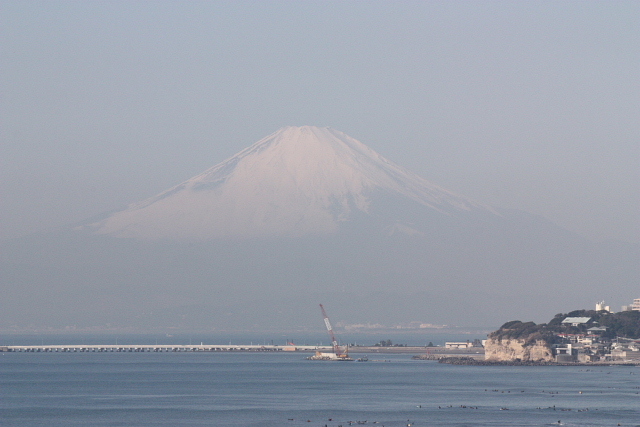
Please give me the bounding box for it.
[87,126,495,240]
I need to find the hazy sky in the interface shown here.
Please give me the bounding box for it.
[2,1,638,243]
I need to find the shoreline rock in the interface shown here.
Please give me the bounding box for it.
[484,337,553,362]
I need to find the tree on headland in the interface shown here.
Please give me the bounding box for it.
[491,309,640,342]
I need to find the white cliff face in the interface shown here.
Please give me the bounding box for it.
[484,337,554,362]
[86,126,496,240]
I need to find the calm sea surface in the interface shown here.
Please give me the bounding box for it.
[1,352,639,427]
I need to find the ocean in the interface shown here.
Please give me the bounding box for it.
[1,351,639,426]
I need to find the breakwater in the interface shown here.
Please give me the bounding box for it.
[436,356,640,366]
[411,349,486,361]
[1,345,487,355]
[0,344,327,353]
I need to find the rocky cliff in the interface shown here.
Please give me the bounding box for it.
[484,337,554,362]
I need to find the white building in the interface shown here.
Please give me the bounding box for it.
[632,298,640,311]
[562,317,591,327]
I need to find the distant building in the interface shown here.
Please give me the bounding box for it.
[595,301,611,312]
[445,342,473,349]
[633,298,640,311]
[561,317,591,327]
[553,343,573,362]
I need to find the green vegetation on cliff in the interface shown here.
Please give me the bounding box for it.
[490,309,640,343]
[489,320,557,346]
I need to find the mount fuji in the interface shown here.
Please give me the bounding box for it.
[2,126,638,333]
[87,126,496,240]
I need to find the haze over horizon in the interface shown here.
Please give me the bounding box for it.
[1,125,638,333]
[1,2,638,334]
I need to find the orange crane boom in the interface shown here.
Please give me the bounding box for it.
[319,304,349,359]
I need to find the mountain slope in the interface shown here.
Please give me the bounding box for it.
[87,126,495,240]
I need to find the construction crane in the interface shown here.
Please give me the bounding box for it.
[319,304,351,360]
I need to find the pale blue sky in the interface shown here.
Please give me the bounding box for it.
[2,0,638,242]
